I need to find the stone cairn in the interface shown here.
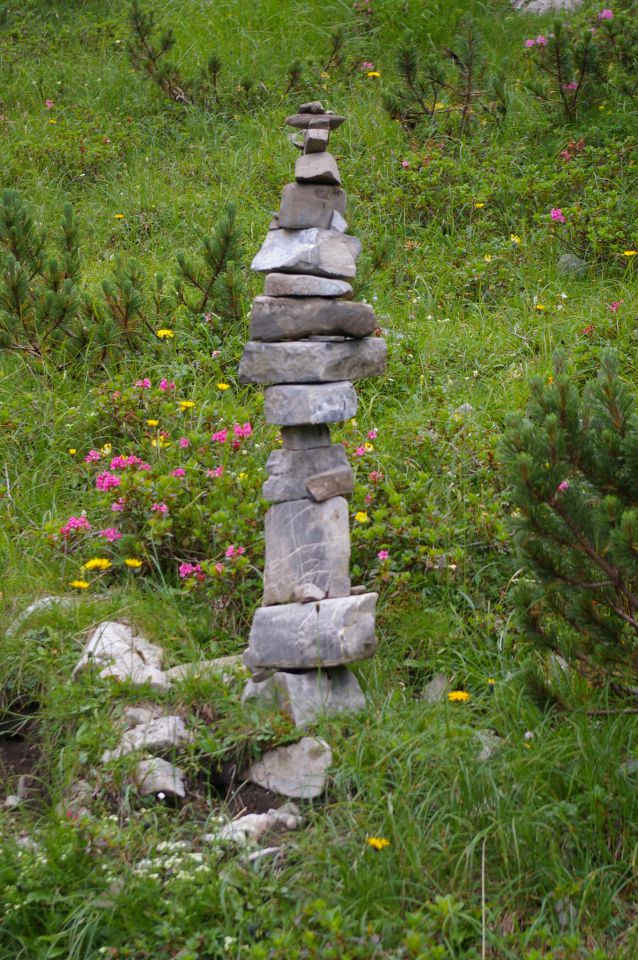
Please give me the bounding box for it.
[238,100,387,729]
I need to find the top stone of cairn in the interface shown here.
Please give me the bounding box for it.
[285,100,345,131]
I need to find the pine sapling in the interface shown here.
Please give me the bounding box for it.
[175,204,244,323]
[128,0,191,105]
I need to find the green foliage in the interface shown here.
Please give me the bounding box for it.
[175,203,244,323]
[500,350,638,679]
[128,0,192,105]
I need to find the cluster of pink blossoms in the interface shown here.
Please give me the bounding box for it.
[111,498,126,513]
[159,378,176,391]
[170,467,186,477]
[598,8,613,19]
[84,450,102,463]
[359,60,375,71]
[524,35,548,47]
[60,515,91,537]
[377,550,389,560]
[179,562,203,579]
[151,502,168,514]
[179,437,190,448]
[211,429,228,444]
[207,466,224,478]
[99,527,122,542]
[110,454,150,471]
[557,480,570,493]
[96,471,122,492]
[136,378,152,389]
[550,208,566,223]
[225,545,245,558]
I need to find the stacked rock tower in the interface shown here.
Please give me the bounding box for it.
[238,101,387,728]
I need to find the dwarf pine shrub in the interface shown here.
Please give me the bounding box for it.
[500,350,638,680]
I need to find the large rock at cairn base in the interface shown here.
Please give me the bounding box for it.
[263,498,350,604]
[278,183,346,230]
[239,339,387,385]
[251,229,361,279]
[265,382,357,425]
[242,737,333,798]
[264,273,353,299]
[242,667,366,728]
[244,593,378,669]
[263,445,352,502]
[250,296,376,341]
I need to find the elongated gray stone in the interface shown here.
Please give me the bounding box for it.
[243,737,332,798]
[305,127,330,153]
[263,497,350,604]
[295,152,341,185]
[281,425,331,450]
[298,101,326,114]
[245,593,378,669]
[278,183,346,230]
[265,382,357,425]
[242,667,366,728]
[252,229,360,279]
[263,445,351,502]
[305,466,354,502]
[286,112,345,129]
[264,273,353,299]
[250,297,376,342]
[239,339,387,384]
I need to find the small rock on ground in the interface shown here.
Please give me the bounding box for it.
[243,737,332,799]
[204,803,303,846]
[136,757,186,799]
[73,621,167,690]
[102,716,190,762]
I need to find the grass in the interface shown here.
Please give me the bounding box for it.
[2,0,638,957]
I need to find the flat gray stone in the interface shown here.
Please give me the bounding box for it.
[73,621,167,690]
[263,445,351,502]
[206,804,304,846]
[238,339,387,384]
[558,253,588,276]
[252,229,360,279]
[422,673,449,704]
[305,466,353,502]
[243,737,332,798]
[263,498,350,605]
[304,127,330,153]
[242,667,366,728]
[281,425,331,450]
[264,273,353,299]
[286,113,345,129]
[295,152,341,185]
[102,715,190,762]
[292,583,326,602]
[245,593,378,669]
[265,382,358,425]
[330,211,348,233]
[250,296,375,342]
[298,101,326,114]
[136,758,186,799]
[277,183,346,231]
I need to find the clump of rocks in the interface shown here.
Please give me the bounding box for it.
[238,100,386,728]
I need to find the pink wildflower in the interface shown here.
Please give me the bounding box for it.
[211,350,221,358]
[365,493,373,504]
[45,99,55,109]
[557,480,570,493]
[214,563,224,574]
[111,498,126,512]
[401,160,410,169]
[159,378,176,392]
[207,466,224,478]
[151,502,168,514]
[598,8,613,19]
[562,82,579,91]
[84,449,101,463]
[607,300,624,312]
[60,515,91,537]
[536,35,548,45]
[354,445,366,457]
[367,430,377,440]
[211,429,228,444]
[524,38,536,47]
[231,439,242,450]
[377,550,389,560]
[179,562,202,579]
[233,422,253,438]
[98,527,122,542]
[225,545,246,558]
[179,437,190,448]
[170,467,186,477]
[96,471,121,492]
[110,455,150,471]
[550,208,566,223]
[369,470,383,483]
[359,61,375,71]
[135,378,152,389]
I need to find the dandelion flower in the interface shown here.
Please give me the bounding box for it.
[534,304,546,311]
[216,382,230,390]
[146,419,159,427]
[179,400,195,411]
[114,213,125,220]
[156,328,174,339]
[83,558,112,571]
[623,250,637,257]
[367,837,390,850]
[484,255,492,262]
[448,690,471,702]
[510,234,521,245]
[474,202,485,209]
[364,442,374,452]
[70,580,90,589]
[125,558,143,568]
[355,511,369,523]
[367,71,381,78]
[68,448,77,455]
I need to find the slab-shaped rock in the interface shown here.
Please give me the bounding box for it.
[305,466,354,502]
[245,593,378,669]
[206,804,304,845]
[264,273,353,299]
[250,297,375,342]
[286,112,345,129]
[265,382,357,425]
[281,425,331,450]
[263,498,350,604]
[136,758,186,799]
[305,127,330,153]
[102,716,190,762]
[263,445,351,502]
[252,229,361,279]
[298,100,326,114]
[278,183,346,230]
[295,152,341,185]
[239,339,387,384]
[242,667,366,728]
[330,211,348,233]
[243,737,332,798]
[73,621,167,690]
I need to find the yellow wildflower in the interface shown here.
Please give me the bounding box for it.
[487,677,496,686]
[125,558,143,569]
[367,837,390,850]
[355,511,369,523]
[151,437,171,448]
[179,400,195,412]
[547,375,554,384]
[364,442,374,452]
[70,580,89,589]
[146,419,159,427]
[114,213,125,220]
[484,255,492,262]
[68,448,77,455]
[238,472,247,480]
[367,71,381,78]
[535,304,546,311]
[156,328,174,339]
[474,202,485,209]
[448,690,471,702]
[48,119,57,125]
[216,383,230,390]
[83,557,112,571]
[623,250,637,257]
[101,443,112,454]
[510,234,521,245]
